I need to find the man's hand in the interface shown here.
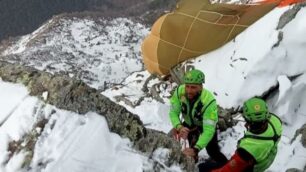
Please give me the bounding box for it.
[182,148,198,158]
[178,127,190,140]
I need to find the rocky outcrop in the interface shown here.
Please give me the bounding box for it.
[136,130,195,170]
[0,0,176,41]
[292,123,306,148]
[290,123,306,171]
[218,106,239,131]
[300,124,306,148]
[0,61,195,171]
[286,168,303,172]
[277,2,306,30]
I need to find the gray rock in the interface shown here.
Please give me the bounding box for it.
[286,168,303,172]
[272,31,283,49]
[291,123,306,148]
[217,106,237,131]
[136,129,195,171]
[301,125,306,148]
[0,61,195,171]
[277,2,306,30]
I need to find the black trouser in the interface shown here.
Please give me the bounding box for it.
[194,131,228,172]
[197,160,225,172]
[168,124,228,164]
[205,132,228,164]
[187,127,228,165]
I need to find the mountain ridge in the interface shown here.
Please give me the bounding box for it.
[0,0,176,41]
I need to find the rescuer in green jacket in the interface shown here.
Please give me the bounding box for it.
[168,69,227,163]
[199,97,283,172]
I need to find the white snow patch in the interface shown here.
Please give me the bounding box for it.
[0,79,29,124]
[276,75,292,104]
[0,81,167,172]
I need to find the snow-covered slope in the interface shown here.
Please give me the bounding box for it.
[0,16,149,90]
[0,80,182,172]
[1,3,306,172]
[191,7,306,109]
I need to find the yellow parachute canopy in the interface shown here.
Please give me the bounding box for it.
[141,0,281,75]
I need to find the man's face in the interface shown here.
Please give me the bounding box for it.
[185,84,202,100]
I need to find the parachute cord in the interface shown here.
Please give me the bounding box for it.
[177,2,206,64]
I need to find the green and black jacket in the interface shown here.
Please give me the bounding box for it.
[169,84,218,150]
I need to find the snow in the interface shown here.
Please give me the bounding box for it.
[42,91,48,101]
[0,80,172,172]
[269,73,306,136]
[1,3,306,172]
[127,98,172,132]
[0,96,39,141]
[186,6,306,110]
[31,112,147,172]
[102,71,174,133]
[269,135,306,171]
[2,19,54,55]
[276,75,292,104]
[187,7,286,108]
[1,18,149,90]
[0,80,29,125]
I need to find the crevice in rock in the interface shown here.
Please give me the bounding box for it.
[288,73,304,82]
[262,82,280,101]
[272,31,283,49]
[263,73,304,101]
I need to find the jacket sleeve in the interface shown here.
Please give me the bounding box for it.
[169,87,182,129]
[195,99,218,150]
